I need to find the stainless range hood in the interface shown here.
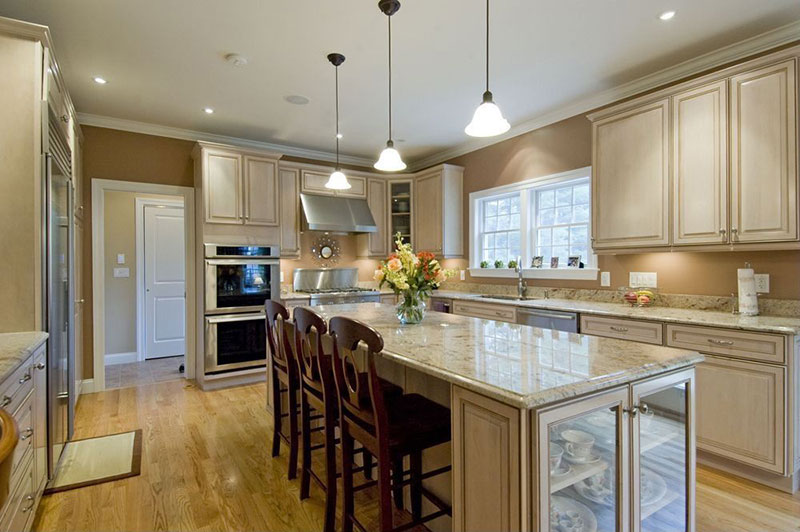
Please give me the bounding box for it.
[300,193,378,233]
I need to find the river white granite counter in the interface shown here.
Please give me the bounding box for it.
[280,291,311,302]
[0,332,47,383]
[309,303,703,408]
[430,290,800,335]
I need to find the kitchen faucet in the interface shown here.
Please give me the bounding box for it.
[515,256,527,298]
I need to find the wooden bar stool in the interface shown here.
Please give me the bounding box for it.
[265,300,300,479]
[329,316,452,532]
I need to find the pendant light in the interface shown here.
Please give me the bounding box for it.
[465,0,510,137]
[374,0,407,172]
[325,53,351,190]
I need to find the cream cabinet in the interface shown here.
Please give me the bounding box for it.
[195,143,280,226]
[413,164,464,258]
[672,81,729,245]
[278,166,301,259]
[453,300,516,323]
[730,59,798,243]
[357,178,389,258]
[591,99,670,249]
[300,169,367,198]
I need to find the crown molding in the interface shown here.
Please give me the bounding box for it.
[407,19,800,172]
[77,113,376,168]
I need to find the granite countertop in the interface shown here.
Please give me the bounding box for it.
[280,291,311,301]
[430,290,800,335]
[0,332,48,383]
[310,303,703,409]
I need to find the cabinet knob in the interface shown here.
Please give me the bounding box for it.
[731,227,738,241]
[60,114,69,123]
[623,406,639,417]
[35,362,45,371]
[719,228,726,237]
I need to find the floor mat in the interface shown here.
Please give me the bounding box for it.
[44,429,142,494]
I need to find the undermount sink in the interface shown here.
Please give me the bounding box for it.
[477,294,533,301]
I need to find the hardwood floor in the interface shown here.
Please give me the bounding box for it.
[32,380,800,532]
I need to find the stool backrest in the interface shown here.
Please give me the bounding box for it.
[329,316,388,438]
[293,306,328,384]
[265,300,294,373]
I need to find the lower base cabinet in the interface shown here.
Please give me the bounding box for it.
[0,343,47,532]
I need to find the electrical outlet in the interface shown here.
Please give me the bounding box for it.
[280,271,285,283]
[600,271,611,287]
[460,269,466,281]
[754,273,769,293]
[629,272,657,288]
[113,267,130,278]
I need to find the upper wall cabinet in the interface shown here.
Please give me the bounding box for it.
[672,80,728,245]
[357,178,389,258]
[194,143,280,226]
[730,59,797,243]
[413,164,464,258]
[300,169,367,198]
[591,99,670,249]
[589,50,799,252]
[279,166,301,259]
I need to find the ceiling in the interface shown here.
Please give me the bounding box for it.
[1,0,799,168]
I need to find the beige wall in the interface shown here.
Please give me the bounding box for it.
[440,115,800,299]
[103,190,137,354]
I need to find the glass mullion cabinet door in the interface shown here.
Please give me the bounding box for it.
[536,387,631,532]
[631,369,695,532]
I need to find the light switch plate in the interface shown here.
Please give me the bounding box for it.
[113,267,130,278]
[460,269,466,281]
[280,271,285,283]
[117,253,125,264]
[754,274,769,293]
[600,271,611,287]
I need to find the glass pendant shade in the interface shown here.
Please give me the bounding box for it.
[374,140,406,172]
[465,91,510,137]
[325,169,351,190]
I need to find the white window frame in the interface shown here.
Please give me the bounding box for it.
[468,166,597,281]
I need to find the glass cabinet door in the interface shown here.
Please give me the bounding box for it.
[389,181,412,247]
[631,369,695,532]
[537,387,630,532]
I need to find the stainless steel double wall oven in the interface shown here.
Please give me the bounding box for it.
[204,244,280,373]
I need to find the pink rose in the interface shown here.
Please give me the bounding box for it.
[386,258,402,272]
[373,269,385,282]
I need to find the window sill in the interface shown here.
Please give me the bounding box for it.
[468,267,599,281]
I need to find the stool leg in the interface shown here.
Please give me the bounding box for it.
[340,424,355,532]
[363,450,373,480]
[299,392,312,500]
[287,386,299,480]
[410,451,422,521]
[270,373,282,458]
[323,408,337,532]
[377,451,394,532]
[392,457,404,510]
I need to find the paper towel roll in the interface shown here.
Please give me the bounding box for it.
[738,267,759,316]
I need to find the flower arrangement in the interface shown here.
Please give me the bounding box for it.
[374,234,455,323]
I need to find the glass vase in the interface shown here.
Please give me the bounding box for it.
[396,290,426,324]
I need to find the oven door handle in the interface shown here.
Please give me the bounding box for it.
[205,312,266,324]
[205,258,280,266]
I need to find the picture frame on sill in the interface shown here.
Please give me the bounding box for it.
[550,257,559,269]
[567,255,581,268]
[531,256,544,268]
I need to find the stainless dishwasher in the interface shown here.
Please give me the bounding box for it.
[516,308,579,332]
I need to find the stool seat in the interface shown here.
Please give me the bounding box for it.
[386,394,451,453]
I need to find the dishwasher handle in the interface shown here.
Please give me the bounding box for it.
[517,309,577,320]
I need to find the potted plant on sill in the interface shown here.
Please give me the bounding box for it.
[375,234,455,324]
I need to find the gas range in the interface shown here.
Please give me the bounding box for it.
[293,268,381,306]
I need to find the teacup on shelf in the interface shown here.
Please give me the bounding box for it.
[557,511,584,532]
[561,429,595,461]
[549,443,564,473]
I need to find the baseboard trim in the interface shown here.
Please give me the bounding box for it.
[698,450,798,494]
[80,379,95,394]
[105,352,138,366]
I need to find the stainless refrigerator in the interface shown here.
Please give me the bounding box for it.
[44,107,75,477]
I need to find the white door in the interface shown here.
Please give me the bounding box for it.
[144,206,185,359]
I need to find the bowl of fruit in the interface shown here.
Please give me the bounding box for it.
[623,288,656,307]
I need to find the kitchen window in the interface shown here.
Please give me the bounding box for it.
[469,167,597,280]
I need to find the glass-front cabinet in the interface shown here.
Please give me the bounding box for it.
[536,369,695,532]
[389,180,413,247]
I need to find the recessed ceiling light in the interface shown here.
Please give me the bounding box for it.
[203,107,214,114]
[284,95,310,105]
[336,133,343,139]
[93,77,107,84]
[224,53,248,67]
[659,10,676,20]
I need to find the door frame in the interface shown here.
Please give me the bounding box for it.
[91,179,196,392]
[135,197,185,362]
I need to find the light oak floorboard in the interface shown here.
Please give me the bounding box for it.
[31,379,799,531]
[32,380,427,532]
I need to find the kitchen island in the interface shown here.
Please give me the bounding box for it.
[305,303,704,532]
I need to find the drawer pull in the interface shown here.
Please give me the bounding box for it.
[21,494,34,513]
[494,311,506,317]
[708,339,734,346]
[19,373,32,384]
[35,362,46,371]
[0,396,10,408]
[609,326,629,333]
[20,428,33,441]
